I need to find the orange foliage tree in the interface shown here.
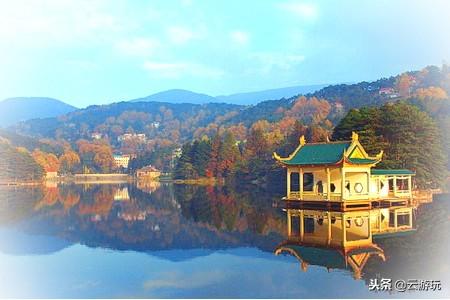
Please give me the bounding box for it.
[32,149,60,173]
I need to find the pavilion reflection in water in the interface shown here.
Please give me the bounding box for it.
[275,205,416,279]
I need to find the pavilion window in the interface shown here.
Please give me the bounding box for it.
[389,212,395,227]
[290,215,301,235]
[396,178,409,191]
[290,172,300,192]
[388,178,394,192]
[316,180,324,194]
[304,217,315,233]
[397,213,410,226]
[303,173,314,192]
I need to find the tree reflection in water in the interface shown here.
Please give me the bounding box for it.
[0,184,448,295]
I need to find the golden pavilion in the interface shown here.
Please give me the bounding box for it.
[273,132,415,209]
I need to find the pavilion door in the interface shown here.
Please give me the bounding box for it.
[317,181,323,195]
[388,178,395,197]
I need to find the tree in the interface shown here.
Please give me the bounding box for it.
[333,102,447,188]
[32,149,60,173]
[396,73,413,97]
[174,142,196,179]
[191,139,212,177]
[206,133,221,178]
[217,131,240,177]
[59,149,81,174]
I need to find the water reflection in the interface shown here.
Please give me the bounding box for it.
[0,183,448,297]
[276,206,416,279]
[0,183,285,254]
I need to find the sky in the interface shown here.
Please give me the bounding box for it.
[1,0,449,108]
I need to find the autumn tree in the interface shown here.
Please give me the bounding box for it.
[217,131,241,178]
[32,149,60,173]
[59,149,81,174]
[396,73,413,97]
[77,139,114,173]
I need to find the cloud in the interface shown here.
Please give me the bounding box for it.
[0,0,122,44]
[115,37,161,57]
[279,2,318,20]
[143,60,224,78]
[251,52,305,74]
[230,31,249,46]
[167,26,195,45]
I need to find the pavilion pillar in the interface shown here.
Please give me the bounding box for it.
[408,176,412,200]
[367,172,370,199]
[327,212,331,245]
[377,178,381,198]
[287,210,292,236]
[341,168,346,201]
[342,215,347,247]
[409,209,413,227]
[393,176,397,197]
[394,210,398,229]
[299,168,304,200]
[286,168,291,198]
[326,168,331,201]
[300,210,304,241]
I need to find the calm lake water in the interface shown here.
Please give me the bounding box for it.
[0,182,448,298]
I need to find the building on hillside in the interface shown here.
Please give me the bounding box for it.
[150,121,160,129]
[136,165,161,180]
[113,154,131,169]
[91,132,103,140]
[378,87,399,98]
[273,132,415,206]
[117,133,147,143]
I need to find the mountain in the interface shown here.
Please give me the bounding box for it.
[130,89,217,105]
[130,85,328,106]
[216,84,328,105]
[0,97,77,127]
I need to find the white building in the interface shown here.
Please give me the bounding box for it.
[113,154,131,169]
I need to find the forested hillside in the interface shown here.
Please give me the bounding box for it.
[3,65,449,187]
[0,139,44,182]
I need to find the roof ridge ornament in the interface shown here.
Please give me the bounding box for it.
[376,150,384,160]
[326,136,330,143]
[300,135,306,146]
[352,131,359,142]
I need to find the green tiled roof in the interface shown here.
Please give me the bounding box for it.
[279,244,382,270]
[371,169,415,175]
[281,142,351,165]
[282,245,347,269]
[347,157,379,164]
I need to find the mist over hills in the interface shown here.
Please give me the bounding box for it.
[0,97,77,128]
[216,84,328,104]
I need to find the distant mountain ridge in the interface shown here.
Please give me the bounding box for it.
[129,84,328,105]
[130,89,216,105]
[216,84,328,104]
[0,97,77,128]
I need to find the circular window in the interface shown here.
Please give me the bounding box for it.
[354,183,363,193]
[355,217,364,227]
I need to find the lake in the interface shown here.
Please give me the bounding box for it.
[0,183,448,298]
